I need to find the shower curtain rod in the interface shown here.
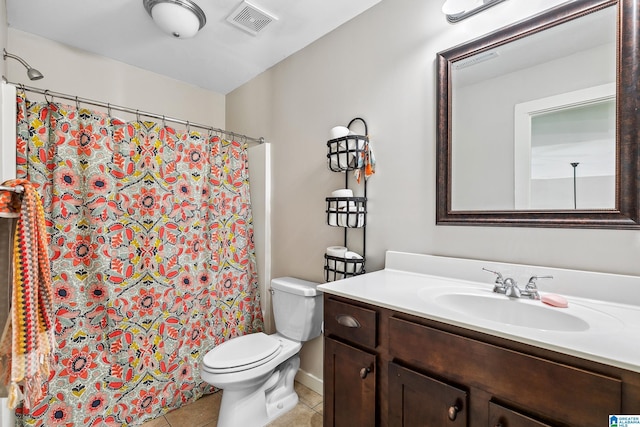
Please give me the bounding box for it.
[7,81,265,145]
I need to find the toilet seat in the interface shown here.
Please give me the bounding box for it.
[202,332,283,374]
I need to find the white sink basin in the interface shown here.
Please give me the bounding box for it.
[434,293,589,331]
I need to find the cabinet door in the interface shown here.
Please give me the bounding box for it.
[488,401,553,427]
[389,317,621,427]
[324,337,376,427]
[389,362,468,427]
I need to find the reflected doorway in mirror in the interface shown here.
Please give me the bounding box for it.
[514,83,616,210]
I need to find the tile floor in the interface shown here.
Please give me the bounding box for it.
[139,381,323,427]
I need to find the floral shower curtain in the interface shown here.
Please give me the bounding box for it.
[13,91,264,426]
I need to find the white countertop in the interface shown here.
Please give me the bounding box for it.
[317,252,640,373]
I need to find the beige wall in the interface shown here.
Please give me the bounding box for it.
[6,29,225,125]
[1,0,6,75]
[227,0,640,389]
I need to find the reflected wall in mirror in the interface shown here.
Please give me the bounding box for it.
[514,83,616,210]
[436,0,640,228]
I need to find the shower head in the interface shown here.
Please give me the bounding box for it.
[26,67,44,81]
[3,49,44,81]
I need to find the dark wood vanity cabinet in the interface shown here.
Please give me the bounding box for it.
[324,298,378,427]
[323,294,640,427]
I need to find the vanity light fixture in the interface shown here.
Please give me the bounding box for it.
[442,0,508,23]
[2,49,44,80]
[143,0,207,39]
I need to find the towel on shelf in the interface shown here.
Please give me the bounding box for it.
[354,138,376,183]
[0,179,56,410]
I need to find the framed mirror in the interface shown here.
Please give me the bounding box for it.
[436,0,640,228]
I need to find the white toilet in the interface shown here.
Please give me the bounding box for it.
[200,277,323,427]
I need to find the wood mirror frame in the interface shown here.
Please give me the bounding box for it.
[436,0,639,228]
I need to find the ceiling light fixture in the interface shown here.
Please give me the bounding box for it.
[3,49,44,80]
[442,0,508,23]
[143,0,207,39]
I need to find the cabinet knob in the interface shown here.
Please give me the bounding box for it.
[447,405,460,421]
[360,366,371,379]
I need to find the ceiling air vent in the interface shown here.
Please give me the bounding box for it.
[226,1,277,36]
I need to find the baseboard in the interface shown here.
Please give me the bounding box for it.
[295,369,323,396]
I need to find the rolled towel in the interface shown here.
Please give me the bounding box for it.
[331,189,353,208]
[343,203,365,228]
[338,208,362,228]
[344,250,363,274]
[328,190,350,226]
[328,206,338,226]
[328,127,351,170]
[331,189,355,227]
[326,246,347,257]
[326,246,347,279]
[330,126,350,140]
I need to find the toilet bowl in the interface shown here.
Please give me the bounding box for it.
[200,277,323,427]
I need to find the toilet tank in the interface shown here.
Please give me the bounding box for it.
[271,277,323,341]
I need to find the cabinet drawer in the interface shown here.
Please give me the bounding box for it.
[489,401,552,427]
[324,297,377,348]
[389,316,621,427]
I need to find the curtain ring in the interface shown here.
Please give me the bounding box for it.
[186,121,191,134]
[43,89,53,104]
[17,84,26,101]
[208,126,214,140]
[162,115,166,129]
[136,109,140,123]
[107,103,112,117]
[75,96,80,111]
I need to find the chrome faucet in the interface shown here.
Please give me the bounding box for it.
[482,268,506,293]
[502,277,521,298]
[520,275,553,300]
[483,268,553,300]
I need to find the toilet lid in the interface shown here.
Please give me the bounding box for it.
[203,332,282,371]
